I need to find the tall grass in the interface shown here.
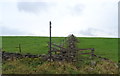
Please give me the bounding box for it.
[2,58,118,74]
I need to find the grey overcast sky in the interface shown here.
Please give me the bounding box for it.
[0,0,119,37]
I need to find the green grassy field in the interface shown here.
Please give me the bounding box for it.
[2,36,118,62]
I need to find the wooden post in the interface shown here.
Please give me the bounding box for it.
[91,48,94,59]
[19,44,21,53]
[49,21,52,61]
[16,44,22,53]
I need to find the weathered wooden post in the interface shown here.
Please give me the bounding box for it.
[19,44,22,53]
[91,48,94,59]
[49,21,52,61]
[16,44,22,53]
